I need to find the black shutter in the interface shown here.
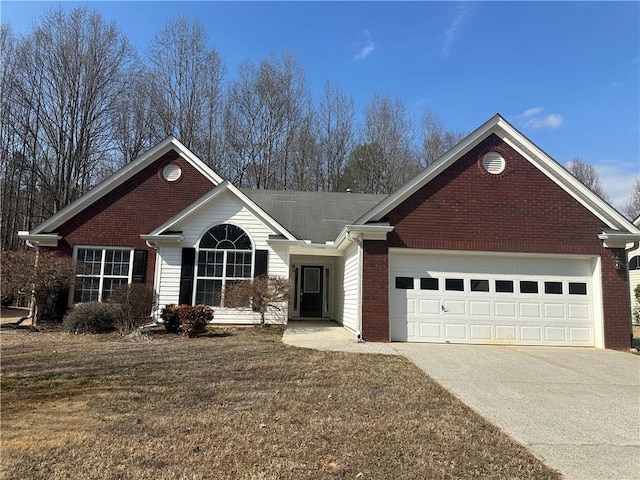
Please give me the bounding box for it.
[132,250,147,284]
[254,250,268,277]
[179,248,196,305]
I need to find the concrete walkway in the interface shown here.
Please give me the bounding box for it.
[282,321,640,480]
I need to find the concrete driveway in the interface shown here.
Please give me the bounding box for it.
[392,344,640,480]
[283,323,640,479]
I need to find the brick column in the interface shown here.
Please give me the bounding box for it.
[362,239,389,342]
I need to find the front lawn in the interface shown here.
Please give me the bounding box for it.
[1,327,560,479]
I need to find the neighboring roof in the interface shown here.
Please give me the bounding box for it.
[27,136,223,234]
[240,189,387,243]
[356,114,640,234]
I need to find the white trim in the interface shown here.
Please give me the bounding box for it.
[146,181,298,242]
[355,114,639,234]
[334,224,394,250]
[28,137,222,235]
[71,245,134,305]
[598,232,640,249]
[17,232,61,247]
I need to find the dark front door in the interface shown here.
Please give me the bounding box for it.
[300,266,323,318]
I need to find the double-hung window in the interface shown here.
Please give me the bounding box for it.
[195,224,253,307]
[74,247,132,302]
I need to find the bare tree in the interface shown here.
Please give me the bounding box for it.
[624,177,640,220]
[147,16,225,164]
[316,81,354,191]
[565,157,610,201]
[111,68,156,166]
[342,93,416,194]
[420,108,465,167]
[6,7,134,224]
[223,52,308,189]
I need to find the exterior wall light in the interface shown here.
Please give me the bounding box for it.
[612,252,624,271]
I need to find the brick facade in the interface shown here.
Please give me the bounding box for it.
[360,134,631,349]
[362,240,390,341]
[52,149,215,308]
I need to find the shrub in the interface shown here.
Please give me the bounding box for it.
[108,284,158,334]
[160,304,214,337]
[62,302,117,334]
[224,275,291,326]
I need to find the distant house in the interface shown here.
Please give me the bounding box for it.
[19,114,640,349]
[628,215,640,324]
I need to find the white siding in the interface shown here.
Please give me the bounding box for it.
[630,245,640,323]
[155,190,289,323]
[156,246,182,311]
[341,241,361,332]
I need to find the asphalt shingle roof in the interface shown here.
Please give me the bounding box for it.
[240,189,387,243]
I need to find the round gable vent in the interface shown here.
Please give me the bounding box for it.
[482,152,505,174]
[162,163,182,182]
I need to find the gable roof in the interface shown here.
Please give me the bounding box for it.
[28,137,223,234]
[240,189,387,243]
[356,114,639,234]
[146,181,298,241]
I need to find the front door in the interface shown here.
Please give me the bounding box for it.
[300,266,323,317]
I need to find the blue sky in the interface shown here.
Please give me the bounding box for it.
[2,1,639,209]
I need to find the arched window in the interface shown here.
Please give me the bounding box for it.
[629,255,640,271]
[195,224,253,306]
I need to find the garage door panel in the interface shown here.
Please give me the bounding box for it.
[569,327,592,343]
[521,326,542,342]
[419,323,441,339]
[544,303,566,319]
[443,300,465,315]
[470,324,492,340]
[495,302,516,317]
[389,251,596,347]
[418,299,440,314]
[445,324,467,339]
[495,325,517,341]
[520,303,541,317]
[568,304,589,320]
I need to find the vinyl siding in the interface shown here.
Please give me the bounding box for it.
[342,241,361,332]
[155,191,289,323]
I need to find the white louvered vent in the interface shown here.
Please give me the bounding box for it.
[162,163,182,182]
[482,152,505,174]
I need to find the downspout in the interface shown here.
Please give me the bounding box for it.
[347,231,365,342]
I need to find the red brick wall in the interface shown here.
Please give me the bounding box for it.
[53,149,215,294]
[362,133,631,349]
[362,240,390,341]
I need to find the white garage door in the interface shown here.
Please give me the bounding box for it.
[389,251,598,346]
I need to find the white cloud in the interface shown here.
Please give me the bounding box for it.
[514,107,564,130]
[441,3,468,58]
[595,159,639,211]
[354,30,375,60]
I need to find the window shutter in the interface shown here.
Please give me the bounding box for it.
[132,250,147,284]
[254,250,268,277]
[179,248,196,305]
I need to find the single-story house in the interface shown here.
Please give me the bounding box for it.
[19,114,640,349]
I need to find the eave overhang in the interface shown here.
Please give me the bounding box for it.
[140,234,184,247]
[335,223,395,250]
[598,232,640,249]
[17,232,62,248]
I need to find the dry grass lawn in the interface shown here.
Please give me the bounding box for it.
[1,326,560,479]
